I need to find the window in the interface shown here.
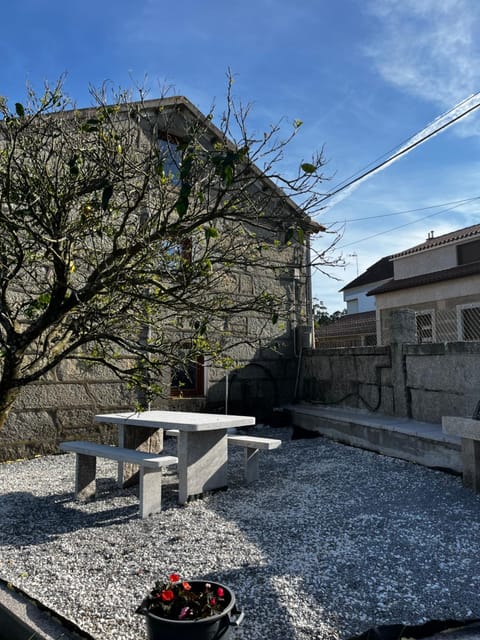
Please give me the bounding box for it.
[346,298,359,314]
[171,355,205,397]
[457,239,480,266]
[457,304,480,341]
[158,136,182,184]
[416,311,434,343]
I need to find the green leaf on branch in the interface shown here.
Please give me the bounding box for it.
[25,292,51,318]
[301,162,316,174]
[15,103,25,117]
[223,164,234,186]
[204,226,219,240]
[175,183,191,216]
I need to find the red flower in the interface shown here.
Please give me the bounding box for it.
[168,573,181,583]
[182,581,192,591]
[161,589,175,602]
[210,597,217,606]
[217,587,224,597]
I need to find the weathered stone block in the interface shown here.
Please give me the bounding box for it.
[15,383,93,410]
[86,382,138,407]
[0,410,56,441]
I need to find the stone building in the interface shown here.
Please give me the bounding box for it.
[0,95,323,461]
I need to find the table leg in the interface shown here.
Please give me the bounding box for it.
[117,424,164,487]
[177,429,228,504]
[75,453,96,500]
[461,437,480,492]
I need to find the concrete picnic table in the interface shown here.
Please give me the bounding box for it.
[94,410,256,504]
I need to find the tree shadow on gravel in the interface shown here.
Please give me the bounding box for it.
[0,475,181,546]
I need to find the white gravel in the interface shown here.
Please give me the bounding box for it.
[1,426,480,640]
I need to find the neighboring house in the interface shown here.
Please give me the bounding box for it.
[314,256,393,348]
[341,256,394,314]
[368,224,480,345]
[0,95,323,461]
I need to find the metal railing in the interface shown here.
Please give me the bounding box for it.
[416,305,480,343]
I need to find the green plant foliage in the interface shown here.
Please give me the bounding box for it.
[301,162,316,174]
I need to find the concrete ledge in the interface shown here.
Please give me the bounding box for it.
[286,404,462,473]
[443,416,480,440]
[442,416,480,491]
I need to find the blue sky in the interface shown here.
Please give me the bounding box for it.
[2,0,480,312]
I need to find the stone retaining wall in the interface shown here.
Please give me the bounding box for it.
[300,340,480,424]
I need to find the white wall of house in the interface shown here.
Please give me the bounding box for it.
[343,279,392,314]
[344,287,375,313]
[375,274,480,311]
[375,274,480,344]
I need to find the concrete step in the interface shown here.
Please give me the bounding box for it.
[283,403,462,474]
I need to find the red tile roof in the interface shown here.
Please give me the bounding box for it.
[392,223,480,259]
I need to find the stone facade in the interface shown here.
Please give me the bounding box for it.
[0,97,318,462]
[0,325,303,462]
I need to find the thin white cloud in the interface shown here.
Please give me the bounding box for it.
[364,0,480,133]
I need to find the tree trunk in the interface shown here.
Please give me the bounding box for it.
[0,386,20,431]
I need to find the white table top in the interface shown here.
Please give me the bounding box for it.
[94,410,255,432]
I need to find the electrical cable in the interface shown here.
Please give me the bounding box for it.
[322,195,480,224]
[336,198,471,250]
[319,94,480,205]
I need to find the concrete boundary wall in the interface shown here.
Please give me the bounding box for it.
[300,340,480,424]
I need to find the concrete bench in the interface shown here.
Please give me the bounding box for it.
[442,416,480,492]
[227,435,282,483]
[59,441,178,518]
[165,430,282,484]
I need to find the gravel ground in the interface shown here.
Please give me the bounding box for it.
[1,426,480,640]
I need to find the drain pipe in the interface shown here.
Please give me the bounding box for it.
[225,371,229,414]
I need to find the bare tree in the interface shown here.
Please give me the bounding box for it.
[0,77,335,429]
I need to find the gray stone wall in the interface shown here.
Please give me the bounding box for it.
[0,362,132,462]
[300,346,393,414]
[0,271,303,462]
[0,358,209,462]
[300,341,480,424]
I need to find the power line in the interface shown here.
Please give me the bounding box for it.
[337,199,473,250]
[319,93,480,205]
[323,195,480,223]
[326,93,480,195]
